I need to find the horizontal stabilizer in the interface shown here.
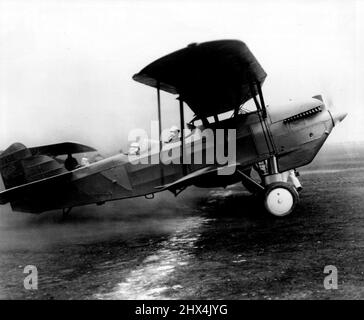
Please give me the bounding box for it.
[29,142,96,157]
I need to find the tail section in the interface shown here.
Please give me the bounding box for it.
[0,142,67,190]
[0,141,96,213]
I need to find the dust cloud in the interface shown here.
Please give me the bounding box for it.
[0,189,208,252]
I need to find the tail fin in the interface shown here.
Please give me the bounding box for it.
[0,142,67,190]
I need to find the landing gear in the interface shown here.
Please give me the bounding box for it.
[263,182,298,217]
[240,156,302,217]
[62,207,72,219]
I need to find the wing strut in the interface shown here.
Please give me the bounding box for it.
[157,82,164,185]
[251,81,279,175]
[250,81,277,157]
[256,82,267,119]
[179,98,187,175]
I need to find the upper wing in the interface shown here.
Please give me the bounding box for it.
[133,40,266,118]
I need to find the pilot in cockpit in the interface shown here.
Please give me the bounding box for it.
[165,125,180,143]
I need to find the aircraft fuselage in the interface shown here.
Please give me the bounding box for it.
[6,97,344,213]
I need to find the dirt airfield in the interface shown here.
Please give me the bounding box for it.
[0,142,363,299]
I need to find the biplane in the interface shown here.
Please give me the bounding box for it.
[0,40,346,217]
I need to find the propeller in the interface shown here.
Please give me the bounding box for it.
[316,82,347,125]
[322,92,347,125]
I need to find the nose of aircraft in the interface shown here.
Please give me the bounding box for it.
[332,111,348,126]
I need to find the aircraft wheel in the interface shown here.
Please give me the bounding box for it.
[263,182,298,217]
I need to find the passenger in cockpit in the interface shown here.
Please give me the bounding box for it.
[65,153,79,171]
[128,142,141,155]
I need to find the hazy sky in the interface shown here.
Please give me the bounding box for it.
[0,0,363,154]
